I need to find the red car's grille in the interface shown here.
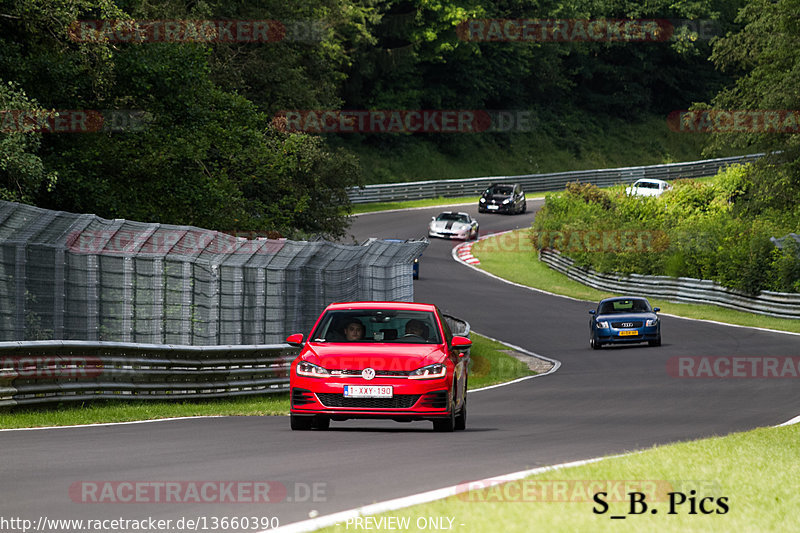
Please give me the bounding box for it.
[334,369,411,377]
[316,393,420,409]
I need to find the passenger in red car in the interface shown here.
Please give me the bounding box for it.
[404,319,428,339]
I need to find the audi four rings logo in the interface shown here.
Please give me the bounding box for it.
[621,323,634,327]
[362,368,376,380]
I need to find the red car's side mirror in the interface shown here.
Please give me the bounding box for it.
[286,333,304,347]
[451,336,472,349]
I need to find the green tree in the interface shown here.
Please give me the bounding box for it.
[0,82,57,202]
[704,0,800,214]
[1,0,363,237]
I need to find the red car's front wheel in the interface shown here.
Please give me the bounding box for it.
[290,414,313,430]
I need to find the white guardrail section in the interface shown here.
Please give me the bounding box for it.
[540,248,800,319]
[346,154,764,203]
[0,315,470,407]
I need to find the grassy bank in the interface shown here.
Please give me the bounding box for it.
[349,191,553,215]
[317,422,799,532]
[0,332,534,429]
[471,229,800,334]
[341,116,722,184]
[349,196,479,215]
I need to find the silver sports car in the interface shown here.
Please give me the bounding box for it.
[428,212,479,240]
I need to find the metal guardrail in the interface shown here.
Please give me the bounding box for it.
[0,341,296,407]
[0,315,470,407]
[347,154,764,203]
[540,248,800,319]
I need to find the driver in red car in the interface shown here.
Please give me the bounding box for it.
[344,319,366,341]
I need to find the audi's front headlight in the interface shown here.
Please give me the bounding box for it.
[646,318,658,327]
[596,320,610,329]
[409,364,446,379]
[297,361,330,378]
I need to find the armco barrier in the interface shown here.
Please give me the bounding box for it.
[347,154,763,203]
[0,315,469,407]
[540,248,800,319]
[0,341,295,407]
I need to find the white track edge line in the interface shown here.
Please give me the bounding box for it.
[266,455,613,533]
[467,330,560,392]
[353,202,476,216]
[0,415,224,432]
[774,414,800,427]
[353,198,546,217]
[453,232,800,337]
[0,331,556,432]
[270,412,800,533]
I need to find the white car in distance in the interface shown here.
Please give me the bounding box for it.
[625,178,672,197]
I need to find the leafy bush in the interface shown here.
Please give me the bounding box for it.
[532,165,799,294]
[768,239,800,293]
[564,182,613,210]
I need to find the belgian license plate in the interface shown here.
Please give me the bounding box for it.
[488,205,499,210]
[344,385,393,398]
[618,330,638,337]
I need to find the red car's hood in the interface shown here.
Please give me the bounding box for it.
[300,342,444,371]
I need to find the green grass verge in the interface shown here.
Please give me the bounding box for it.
[349,196,480,215]
[317,423,799,532]
[349,192,550,215]
[0,394,290,430]
[472,230,800,334]
[466,334,537,389]
[0,333,534,429]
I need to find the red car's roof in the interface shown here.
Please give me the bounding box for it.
[324,301,437,312]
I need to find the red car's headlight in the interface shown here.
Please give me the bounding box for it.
[296,361,330,378]
[409,364,446,379]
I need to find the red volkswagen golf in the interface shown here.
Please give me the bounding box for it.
[287,301,471,432]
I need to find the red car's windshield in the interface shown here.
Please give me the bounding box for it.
[311,309,441,344]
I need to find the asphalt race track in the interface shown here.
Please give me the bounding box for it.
[1,201,798,531]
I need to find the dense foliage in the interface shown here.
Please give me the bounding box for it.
[0,0,365,238]
[532,0,800,294]
[702,0,800,217]
[532,166,800,294]
[1,0,790,241]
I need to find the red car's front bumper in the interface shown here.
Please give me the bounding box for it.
[290,375,453,420]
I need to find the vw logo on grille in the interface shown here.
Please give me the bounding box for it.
[621,322,634,327]
[361,368,376,381]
